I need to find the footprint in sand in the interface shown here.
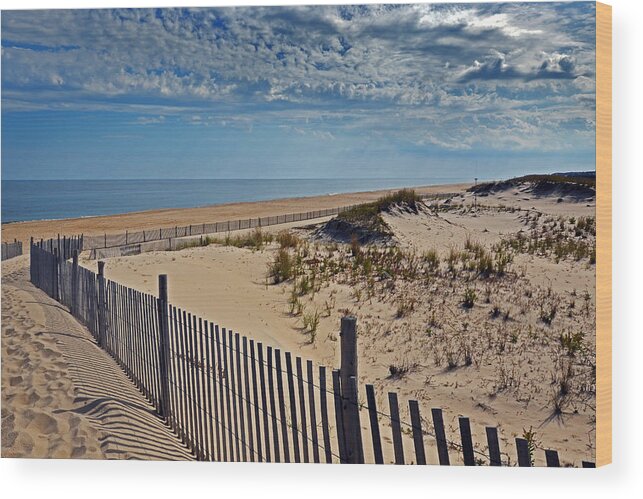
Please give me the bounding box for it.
[9,376,23,387]
[28,412,59,435]
[15,432,35,454]
[2,430,18,449]
[42,348,61,359]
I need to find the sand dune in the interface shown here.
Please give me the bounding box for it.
[77,187,595,465]
[2,183,596,464]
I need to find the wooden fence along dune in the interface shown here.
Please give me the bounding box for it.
[84,193,461,259]
[2,239,23,261]
[84,206,355,253]
[29,236,595,467]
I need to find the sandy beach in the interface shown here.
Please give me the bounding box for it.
[2,180,596,464]
[1,254,193,459]
[1,183,471,247]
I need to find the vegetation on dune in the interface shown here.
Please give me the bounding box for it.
[319,189,424,244]
[495,214,596,264]
[338,188,423,223]
[175,227,273,251]
[469,174,596,194]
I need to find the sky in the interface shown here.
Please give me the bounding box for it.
[1,2,597,181]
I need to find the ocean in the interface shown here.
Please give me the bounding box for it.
[1,178,465,223]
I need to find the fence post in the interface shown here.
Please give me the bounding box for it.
[156,275,172,421]
[339,315,363,463]
[52,247,59,301]
[97,261,107,349]
[71,250,79,316]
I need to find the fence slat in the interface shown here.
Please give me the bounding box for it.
[222,328,234,461]
[182,309,196,455]
[227,329,240,461]
[171,306,186,444]
[274,349,290,463]
[234,333,247,462]
[409,400,426,465]
[266,345,279,462]
[388,392,404,465]
[459,417,476,466]
[242,336,255,462]
[432,408,450,465]
[209,323,222,461]
[365,384,384,465]
[545,449,560,467]
[319,366,333,463]
[306,360,320,464]
[215,325,227,461]
[296,357,310,463]
[285,352,301,463]
[192,315,205,460]
[486,427,502,466]
[516,438,532,467]
[198,318,211,461]
[250,340,263,462]
[258,343,272,462]
[332,369,346,464]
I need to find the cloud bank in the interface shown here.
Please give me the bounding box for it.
[1,3,596,163]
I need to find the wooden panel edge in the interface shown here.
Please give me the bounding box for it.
[595,1,612,468]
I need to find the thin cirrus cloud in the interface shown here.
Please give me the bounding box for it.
[1,3,597,179]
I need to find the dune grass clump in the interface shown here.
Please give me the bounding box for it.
[334,189,422,235]
[215,227,273,250]
[373,188,422,212]
[462,288,477,309]
[277,230,300,249]
[302,309,321,342]
[395,296,416,318]
[268,248,293,283]
[422,249,440,272]
[388,359,417,379]
[539,303,558,325]
[175,235,216,251]
[559,330,585,357]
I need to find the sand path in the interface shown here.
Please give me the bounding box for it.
[1,256,193,460]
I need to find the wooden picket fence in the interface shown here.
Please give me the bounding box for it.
[82,193,460,253]
[83,206,354,251]
[2,239,23,261]
[29,237,595,467]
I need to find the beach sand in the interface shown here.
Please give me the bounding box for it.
[2,182,596,464]
[1,254,192,460]
[78,185,595,465]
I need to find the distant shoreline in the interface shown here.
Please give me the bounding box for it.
[1,182,472,245]
[1,177,468,225]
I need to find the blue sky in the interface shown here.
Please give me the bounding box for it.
[1,2,596,180]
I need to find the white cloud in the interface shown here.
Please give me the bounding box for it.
[1,3,597,152]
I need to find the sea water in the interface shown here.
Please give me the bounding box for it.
[1,178,465,223]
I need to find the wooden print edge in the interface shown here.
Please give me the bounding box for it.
[595,1,612,467]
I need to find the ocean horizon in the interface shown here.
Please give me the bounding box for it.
[1,177,471,224]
